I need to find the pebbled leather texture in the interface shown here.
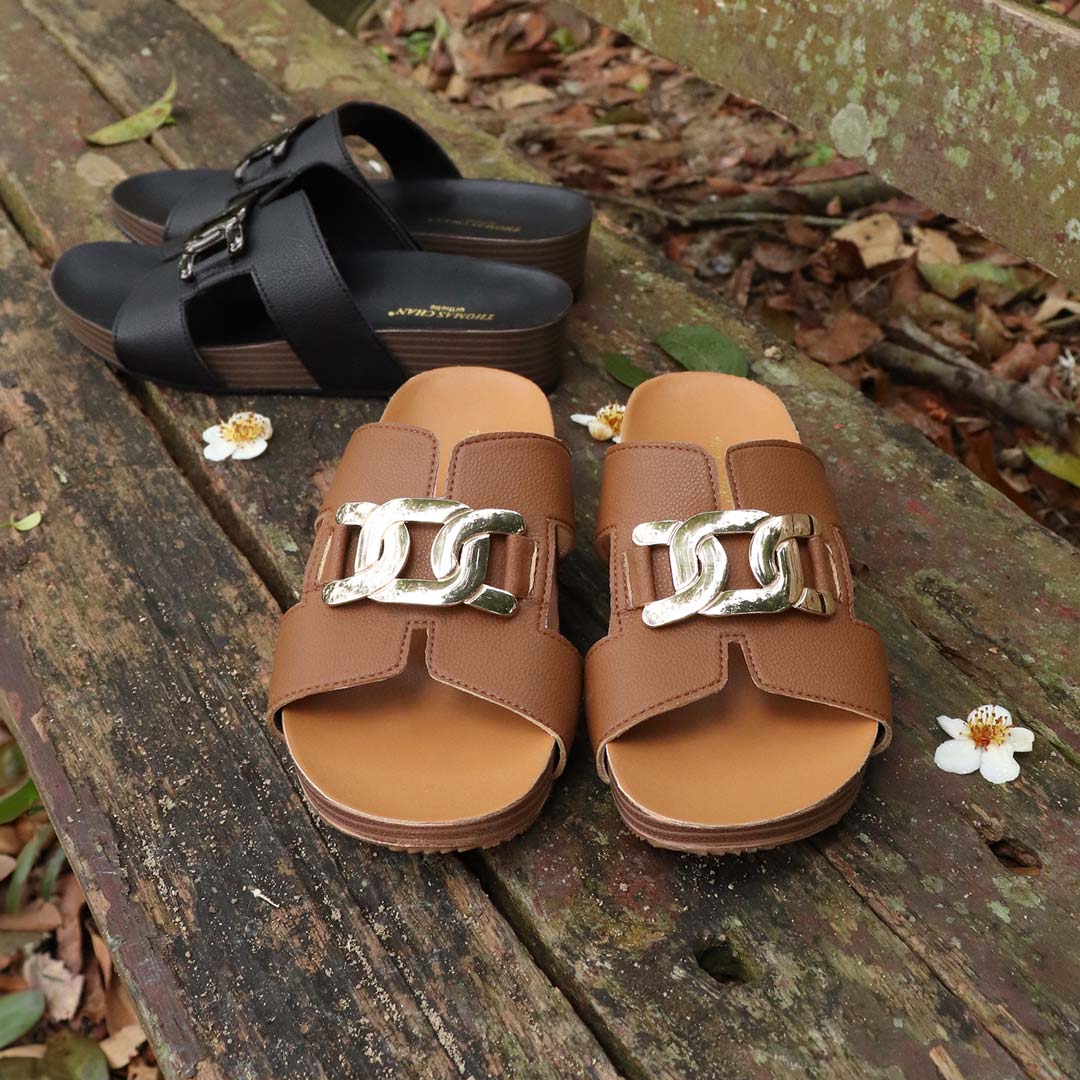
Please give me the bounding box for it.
[586,439,892,777]
[268,423,582,771]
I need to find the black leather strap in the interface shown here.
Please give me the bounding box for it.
[112,252,226,390]
[164,101,460,241]
[247,192,406,392]
[116,172,408,393]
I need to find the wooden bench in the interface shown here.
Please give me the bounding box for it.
[571,0,1080,291]
[1,0,1078,1076]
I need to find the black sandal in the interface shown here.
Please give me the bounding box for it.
[110,101,592,291]
[52,164,572,394]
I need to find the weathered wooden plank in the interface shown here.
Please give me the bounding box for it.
[7,0,1080,1076]
[0,80,615,1080]
[565,0,1080,291]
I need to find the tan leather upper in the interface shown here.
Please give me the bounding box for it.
[586,439,892,777]
[268,423,582,772]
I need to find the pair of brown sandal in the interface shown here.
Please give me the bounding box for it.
[268,367,892,854]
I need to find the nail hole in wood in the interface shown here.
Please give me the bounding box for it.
[988,837,1042,875]
[696,939,755,985]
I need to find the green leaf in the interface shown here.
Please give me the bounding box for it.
[603,352,651,389]
[0,1057,40,1078]
[38,843,67,902]
[801,142,835,168]
[405,30,434,63]
[0,777,39,826]
[11,512,41,532]
[0,990,45,1050]
[550,27,578,53]
[5,826,54,915]
[83,75,176,146]
[40,1030,110,1080]
[1025,443,1080,488]
[0,743,26,791]
[917,260,1040,305]
[655,325,749,377]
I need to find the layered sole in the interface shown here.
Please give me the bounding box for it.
[53,287,567,393]
[112,200,590,293]
[610,767,865,855]
[297,765,554,854]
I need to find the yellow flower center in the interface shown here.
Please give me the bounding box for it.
[219,412,268,446]
[595,403,625,437]
[967,706,1009,749]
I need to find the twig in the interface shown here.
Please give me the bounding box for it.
[887,315,985,373]
[683,174,898,224]
[582,191,852,229]
[868,342,1076,440]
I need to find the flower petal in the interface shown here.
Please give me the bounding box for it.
[967,703,1012,727]
[202,439,235,461]
[934,738,981,774]
[937,715,969,739]
[230,437,268,460]
[1006,727,1035,753]
[570,414,595,426]
[979,744,1020,784]
[202,424,223,443]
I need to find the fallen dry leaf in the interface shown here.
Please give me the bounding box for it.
[0,900,61,933]
[991,341,1059,379]
[752,240,807,274]
[101,1022,147,1069]
[796,310,884,364]
[834,213,914,268]
[0,1045,46,1059]
[127,1062,161,1080]
[23,952,84,1022]
[0,854,15,883]
[56,873,86,974]
[1033,280,1080,323]
[494,81,556,109]
[913,225,961,266]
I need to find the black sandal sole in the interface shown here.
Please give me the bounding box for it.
[53,286,567,394]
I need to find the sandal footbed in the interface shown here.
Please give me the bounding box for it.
[605,372,878,843]
[282,367,561,844]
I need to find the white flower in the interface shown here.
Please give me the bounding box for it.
[202,411,273,461]
[934,704,1034,784]
[571,403,625,443]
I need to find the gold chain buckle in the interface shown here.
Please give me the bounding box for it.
[632,510,836,628]
[321,497,526,617]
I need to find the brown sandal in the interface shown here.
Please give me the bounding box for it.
[586,372,892,854]
[267,367,581,851]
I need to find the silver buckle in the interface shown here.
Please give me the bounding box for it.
[177,182,273,281]
[321,497,527,617]
[233,115,316,183]
[632,510,837,627]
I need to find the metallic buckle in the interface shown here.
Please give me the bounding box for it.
[233,115,316,183]
[178,182,274,282]
[632,510,837,628]
[321,497,527,617]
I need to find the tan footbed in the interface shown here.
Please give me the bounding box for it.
[605,372,879,839]
[282,368,557,846]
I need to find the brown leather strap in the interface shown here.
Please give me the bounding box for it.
[269,424,581,772]
[586,439,892,778]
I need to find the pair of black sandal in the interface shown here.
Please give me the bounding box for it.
[51,102,592,394]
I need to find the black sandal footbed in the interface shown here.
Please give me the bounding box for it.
[110,102,592,289]
[54,166,573,394]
